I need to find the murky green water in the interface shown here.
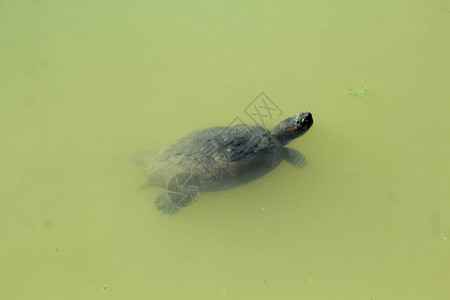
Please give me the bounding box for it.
[1,0,449,299]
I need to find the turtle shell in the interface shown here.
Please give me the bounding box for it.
[144,124,283,191]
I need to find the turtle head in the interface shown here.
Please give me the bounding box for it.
[270,112,313,146]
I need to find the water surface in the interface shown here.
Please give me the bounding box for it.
[1,0,449,299]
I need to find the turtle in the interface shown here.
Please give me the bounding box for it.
[142,112,313,214]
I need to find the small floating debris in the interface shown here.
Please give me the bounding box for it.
[341,81,369,99]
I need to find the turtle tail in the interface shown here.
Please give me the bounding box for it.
[132,151,154,166]
[155,193,180,214]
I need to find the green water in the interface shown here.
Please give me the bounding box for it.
[1,0,449,299]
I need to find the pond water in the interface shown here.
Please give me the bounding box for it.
[1,0,449,299]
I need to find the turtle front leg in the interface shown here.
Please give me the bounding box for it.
[282,147,307,168]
